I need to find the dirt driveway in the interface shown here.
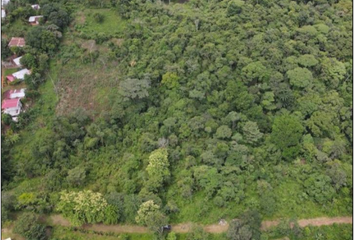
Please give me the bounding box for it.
[49,215,352,234]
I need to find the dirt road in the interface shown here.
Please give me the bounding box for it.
[2,215,352,239]
[49,215,352,233]
[260,216,353,231]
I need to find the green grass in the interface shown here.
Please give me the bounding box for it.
[75,9,126,35]
[51,226,154,240]
[5,61,58,188]
[50,226,228,240]
[169,173,351,224]
[300,224,353,240]
[263,223,353,240]
[49,48,121,117]
[177,233,227,240]
[170,191,246,224]
[4,68,19,76]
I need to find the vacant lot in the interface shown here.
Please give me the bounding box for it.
[74,9,126,35]
[53,52,121,117]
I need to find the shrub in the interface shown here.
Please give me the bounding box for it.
[93,13,105,23]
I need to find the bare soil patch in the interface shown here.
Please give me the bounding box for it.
[29,214,354,234]
[83,223,148,233]
[260,216,353,231]
[50,214,72,227]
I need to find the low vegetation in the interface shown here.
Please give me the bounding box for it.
[1,0,352,239]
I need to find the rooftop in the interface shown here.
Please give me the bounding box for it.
[31,4,40,10]
[2,98,20,109]
[8,37,25,47]
[12,68,30,80]
[1,0,9,6]
[28,15,43,22]
[13,56,22,66]
[3,89,26,99]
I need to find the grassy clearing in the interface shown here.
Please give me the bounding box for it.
[263,223,353,240]
[52,39,121,117]
[54,57,120,117]
[4,68,20,76]
[299,224,353,240]
[273,179,351,220]
[51,226,154,240]
[74,8,126,35]
[50,226,227,240]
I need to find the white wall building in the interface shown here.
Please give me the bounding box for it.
[2,0,9,6]
[2,98,22,117]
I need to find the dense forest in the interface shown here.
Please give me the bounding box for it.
[1,0,352,239]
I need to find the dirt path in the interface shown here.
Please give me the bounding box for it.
[49,215,352,234]
[50,214,72,227]
[260,216,353,231]
[82,223,148,233]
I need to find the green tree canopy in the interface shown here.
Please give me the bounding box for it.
[271,114,304,161]
[146,148,170,192]
[287,67,313,88]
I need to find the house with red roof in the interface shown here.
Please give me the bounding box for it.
[8,37,25,47]
[2,98,22,117]
[3,89,26,99]
[6,68,31,83]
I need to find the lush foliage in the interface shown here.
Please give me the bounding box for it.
[13,212,47,240]
[56,190,119,226]
[1,0,352,238]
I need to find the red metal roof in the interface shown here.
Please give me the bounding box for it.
[8,37,26,47]
[2,98,20,109]
[6,75,15,82]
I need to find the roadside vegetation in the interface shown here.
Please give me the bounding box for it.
[1,0,352,239]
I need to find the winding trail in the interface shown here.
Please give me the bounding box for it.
[49,215,352,234]
[2,215,352,239]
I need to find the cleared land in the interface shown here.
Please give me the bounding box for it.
[49,215,353,234]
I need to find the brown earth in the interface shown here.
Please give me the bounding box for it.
[49,215,352,234]
[2,215,352,239]
[50,214,72,227]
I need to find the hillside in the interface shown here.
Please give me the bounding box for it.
[1,0,352,239]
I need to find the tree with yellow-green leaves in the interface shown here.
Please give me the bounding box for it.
[136,200,168,236]
[56,190,119,226]
[146,148,170,192]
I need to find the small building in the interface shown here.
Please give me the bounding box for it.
[3,88,26,99]
[6,68,31,82]
[28,15,43,25]
[31,4,40,10]
[1,0,9,6]
[13,56,22,67]
[1,55,21,68]
[2,98,22,117]
[8,37,26,47]
[2,8,5,19]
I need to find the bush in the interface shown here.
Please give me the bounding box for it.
[13,212,47,240]
[93,13,105,23]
